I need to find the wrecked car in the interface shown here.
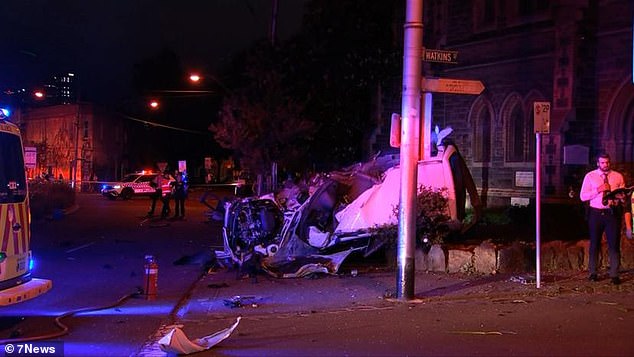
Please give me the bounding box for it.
[216,141,482,278]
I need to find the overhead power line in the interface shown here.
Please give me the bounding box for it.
[119,113,209,135]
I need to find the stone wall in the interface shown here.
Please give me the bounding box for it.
[415,238,634,275]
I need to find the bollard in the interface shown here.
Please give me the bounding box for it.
[143,255,159,300]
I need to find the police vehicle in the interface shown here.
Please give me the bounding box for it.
[101,171,173,200]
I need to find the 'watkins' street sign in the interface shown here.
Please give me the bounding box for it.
[423,48,458,64]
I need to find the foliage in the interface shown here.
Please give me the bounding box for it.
[287,0,404,169]
[209,46,316,173]
[29,181,76,220]
[210,0,404,173]
[370,185,451,248]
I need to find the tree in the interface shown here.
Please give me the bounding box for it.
[287,0,404,169]
[209,50,316,173]
[210,0,404,173]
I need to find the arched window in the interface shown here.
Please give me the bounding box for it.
[621,99,634,162]
[503,99,534,163]
[473,105,491,163]
[506,103,525,162]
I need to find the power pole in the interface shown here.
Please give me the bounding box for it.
[72,103,80,190]
[270,0,279,46]
[397,0,423,300]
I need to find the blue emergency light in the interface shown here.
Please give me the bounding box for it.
[0,107,10,119]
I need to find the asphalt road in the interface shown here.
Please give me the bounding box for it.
[0,188,231,356]
[3,189,634,357]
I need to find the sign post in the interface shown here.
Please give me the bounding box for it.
[396,0,423,301]
[533,101,551,289]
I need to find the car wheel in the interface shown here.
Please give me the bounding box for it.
[121,188,134,200]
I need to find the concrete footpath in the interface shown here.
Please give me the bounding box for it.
[136,266,634,357]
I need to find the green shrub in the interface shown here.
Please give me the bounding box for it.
[29,181,76,219]
[370,185,451,248]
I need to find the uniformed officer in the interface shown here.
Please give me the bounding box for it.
[171,171,187,219]
[159,171,172,219]
[147,174,161,217]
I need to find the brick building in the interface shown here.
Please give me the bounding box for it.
[410,0,633,206]
[15,103,129,186]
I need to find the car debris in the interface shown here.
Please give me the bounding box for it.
[216,138,482,279]
[223,295,259,308]
[510,275,536,285]
[158,317,241,355]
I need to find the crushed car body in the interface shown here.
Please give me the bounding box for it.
[216,142,482,278]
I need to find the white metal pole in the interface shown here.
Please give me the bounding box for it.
[535,132,541,289]
[397,0,423,300]
[421,92,432,160]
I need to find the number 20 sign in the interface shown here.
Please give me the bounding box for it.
[533,101,551,134]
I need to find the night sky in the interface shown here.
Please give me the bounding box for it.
[0,0,307,104]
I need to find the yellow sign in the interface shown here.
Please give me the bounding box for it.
[421,77,484,95]
[533,102,551,134]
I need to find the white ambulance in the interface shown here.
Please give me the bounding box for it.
[0,108,52,305]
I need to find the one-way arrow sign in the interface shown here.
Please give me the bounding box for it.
[421,77,485,95]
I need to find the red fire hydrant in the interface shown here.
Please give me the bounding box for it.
[143,255,158,300]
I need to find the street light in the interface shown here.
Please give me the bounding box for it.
[188,74,201,83]
[186,72,230,93]
[148,99,160,109]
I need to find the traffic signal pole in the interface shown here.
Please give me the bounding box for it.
[397,0,423,300]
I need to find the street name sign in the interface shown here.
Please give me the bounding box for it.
[421,77,485,95]
[423,48,458,64]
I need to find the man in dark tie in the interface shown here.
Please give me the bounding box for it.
[580,153,625,285]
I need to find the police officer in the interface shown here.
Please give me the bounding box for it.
[147,174,162,217]
[171,171,187,219]
[159,171,172,219]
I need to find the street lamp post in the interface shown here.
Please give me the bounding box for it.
[72,77,82,190]
[71,103,80,190]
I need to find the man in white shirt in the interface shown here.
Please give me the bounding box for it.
[579,153,625,285]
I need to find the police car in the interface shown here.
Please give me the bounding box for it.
[101,171,173,200]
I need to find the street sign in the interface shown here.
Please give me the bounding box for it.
[533,101,551,134]
[421,77,484,95]
[24,147,37,169]
[423,48,458,64]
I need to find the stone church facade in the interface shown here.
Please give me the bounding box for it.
[416,0,633,206]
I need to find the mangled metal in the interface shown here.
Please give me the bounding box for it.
[158,317,241,354]
[216,142,482,278]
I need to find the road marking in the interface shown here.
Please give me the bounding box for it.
[65,241,96,253]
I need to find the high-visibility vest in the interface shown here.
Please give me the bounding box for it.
[161,180,172,197]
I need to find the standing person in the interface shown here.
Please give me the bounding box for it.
[147,173,163,217]
[580,153,625,285]
[171,172,187,220]
[160,171,172,219]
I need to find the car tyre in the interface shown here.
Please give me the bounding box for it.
[121,188,134,200]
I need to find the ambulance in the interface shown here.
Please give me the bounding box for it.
[0,108,52,305]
